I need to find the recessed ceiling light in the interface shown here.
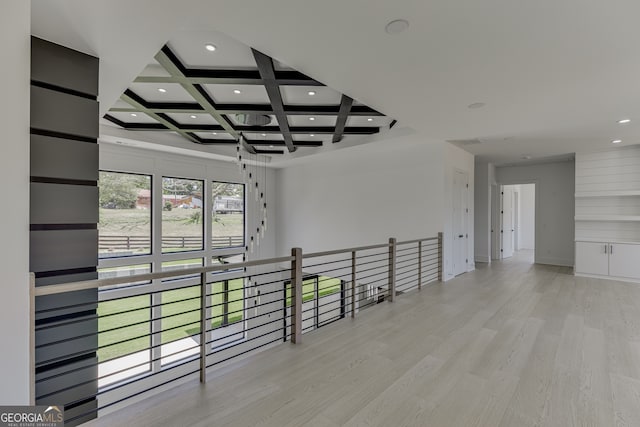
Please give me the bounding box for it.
[309,117,315,121]
[261,133,266,137]
[308,91,316,96]
[158,88,166,93]
[130,113,137,117]
[190,115,197,119]
[233,89,241,94]
[385,19,410,35]
[468,102,486,109]
[212,132,217,135]
[367,118,373,122]
[612,139,622,144]
[618,118,631,124]
[205,44,216,52]
[310,134,315,137]
[269,145,274,148]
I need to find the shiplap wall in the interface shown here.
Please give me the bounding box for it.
[575,145,640,243]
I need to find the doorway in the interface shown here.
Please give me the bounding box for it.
[452,169,469,276]
[495,183,536,262]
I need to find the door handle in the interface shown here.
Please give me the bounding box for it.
[604,244,608,254]
[610,244,613,255]
[458,235,464,238]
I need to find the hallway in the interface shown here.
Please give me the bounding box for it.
[88,256,640,426]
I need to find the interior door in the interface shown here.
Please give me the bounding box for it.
[501,187,514,258]
[453,170,468,275]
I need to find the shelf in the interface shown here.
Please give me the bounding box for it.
[575,215,640,222]
[575,190,640,198]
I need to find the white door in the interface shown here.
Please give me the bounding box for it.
[501,187,514,258]
[575,241,609,276]
[513,191,520,251]
[609,243,640,279]
[452,170,468,275]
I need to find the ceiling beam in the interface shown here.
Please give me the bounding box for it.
[111,121,379,135]
[332,95,354,143]
[110,103,383,117]
[116,91,201,144]
[134,70,323,86]
[154,45,239,139]
[252,49,296,153]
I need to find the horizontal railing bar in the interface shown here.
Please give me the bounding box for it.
[34,255,295,296]
[396,237,439,245]
[303,242,390,259]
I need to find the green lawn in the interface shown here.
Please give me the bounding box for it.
[98,275,341,362]
[97,278,244,362]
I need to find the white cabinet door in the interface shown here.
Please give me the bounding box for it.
[575,242,609,276]
[609,243,640,280]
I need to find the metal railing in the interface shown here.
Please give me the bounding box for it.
[30,233,442,424]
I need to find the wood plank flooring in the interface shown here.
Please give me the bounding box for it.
[86,252,640,426]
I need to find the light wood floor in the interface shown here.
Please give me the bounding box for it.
[87,251,640,426]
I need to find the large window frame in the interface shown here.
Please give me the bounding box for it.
[97,167,249,387]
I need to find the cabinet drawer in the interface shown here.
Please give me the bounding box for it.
[575,242,609,276]
[609,243,640,280]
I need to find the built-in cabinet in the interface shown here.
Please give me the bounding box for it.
[574,146,640,283]
[575,241,640,280]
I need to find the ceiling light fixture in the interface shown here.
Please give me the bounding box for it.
[468,102,486,109]
[233,89,241,94]
[270,145,274,148]
[158,88,166,93]
[309,117,315,121]
[385,19,410,35]
[310,134,315,137]
[212,132,217,135]
[130,113,137,117]
[618,118,631,124]
[308,91,316,96]
[261,133,266,137]
[190,115,197,119]
[612,139,622,144]
[205,44,216,52]
[367,118,373,122]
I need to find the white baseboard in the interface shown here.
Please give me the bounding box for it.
[575,272,640,284]
[474,255,490,263]
[535,257,574,267]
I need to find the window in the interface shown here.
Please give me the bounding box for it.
[212,182,244,249]
[99,171,151,258]
[162,177,204,253]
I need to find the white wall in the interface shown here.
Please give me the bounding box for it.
[519,183,535,249]
[0,0,31,404]
[474,160,491,262]
[275,134,445,254]
[496,161,575,266]
[443,143,475,279]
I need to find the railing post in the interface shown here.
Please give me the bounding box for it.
[29,272,35,405]
[200,271,207,383]
[438,232,443,282]
[351,251,356,318]
[291,247,303,343]
[418,241,423,290]
[388,238,396,302]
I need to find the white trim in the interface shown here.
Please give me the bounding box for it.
[575,272,640,284]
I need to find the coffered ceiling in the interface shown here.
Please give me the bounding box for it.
[102,31,395,156]
[32,0,640,166]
